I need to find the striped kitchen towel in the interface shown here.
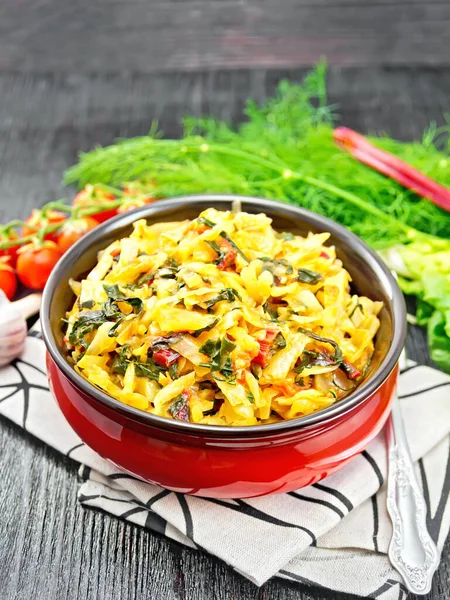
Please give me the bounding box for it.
[0,328,449,600]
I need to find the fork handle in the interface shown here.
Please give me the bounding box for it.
[386,399,440,594]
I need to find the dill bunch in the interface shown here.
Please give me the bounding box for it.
[65,61,450,249]
[64,62,450,371]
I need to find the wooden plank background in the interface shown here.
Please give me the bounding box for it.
[0,1,449,599]
[1,0,450,71]
[1,66,448,223]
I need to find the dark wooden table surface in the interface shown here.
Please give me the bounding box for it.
[1,1,449,598]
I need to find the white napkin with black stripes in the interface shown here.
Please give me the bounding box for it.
[1,328,450,600]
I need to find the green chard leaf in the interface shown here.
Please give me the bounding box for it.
[199,338,220,358]
[348,302,364,318]
[273,332,287,350]
[260,257,294,275]
[68,285,145,355]
[204,287,242,308]
[150,335,180,351]
[77,310,105,324]
[111,345,166,381]
[206,240,221,254]
[111,356,128,376]
[191,317,219,338]
[165,257,179,269]
[103,284,143,314]
[199,336,236,381]
[136,272,155,287]
[169,362,179,380]
[120,296,143,313]
[262,300,279,321]
[277,231,295,241]
[108,321,123,338]
[198,217,216,228]
[68,310,107,348]
[120,344,133,360]
[416,299,435,326]
[297,328,344,365]
[297,268,323,285]
[428,311,450,374]
[168,394,190,421]
[206,240,227,266]
[81,300,95,309]
[103,284,126,300]
[135,359,165,381]
[294,349,337,375]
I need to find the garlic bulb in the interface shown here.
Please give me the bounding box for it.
[0,291,42,366]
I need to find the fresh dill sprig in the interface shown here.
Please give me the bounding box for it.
[64,63,450,249]
[63,63,450,371]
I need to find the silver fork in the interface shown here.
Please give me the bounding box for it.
[386,350,440,594]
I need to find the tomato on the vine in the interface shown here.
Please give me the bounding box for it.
[117,197,155,214]
[118,182,156,214]
[122,181,156,196]
[57,216,98,253]
[22,209,66,242]
[72,185,118,224]
[16,242,62,290]
[0,229,20,266]
[0,257,17,300]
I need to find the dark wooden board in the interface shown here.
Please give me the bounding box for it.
[1,65,449,223]
[2,1,450,72]
[0,8,449,595]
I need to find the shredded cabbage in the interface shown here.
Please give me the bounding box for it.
[64,209,381,426]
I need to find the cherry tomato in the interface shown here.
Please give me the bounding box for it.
[16,242,62,290]
[0,229,20,266]
[22,209,66,243]
[72,186,117,224]
[57,217,98,253]
[0,258,17,300]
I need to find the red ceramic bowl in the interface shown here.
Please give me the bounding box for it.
[42,195,406,498]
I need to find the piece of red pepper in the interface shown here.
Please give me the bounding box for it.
[217,239,237,270]
[341,358,361,380]
[153,348,180,368]
[252,329,279,367]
